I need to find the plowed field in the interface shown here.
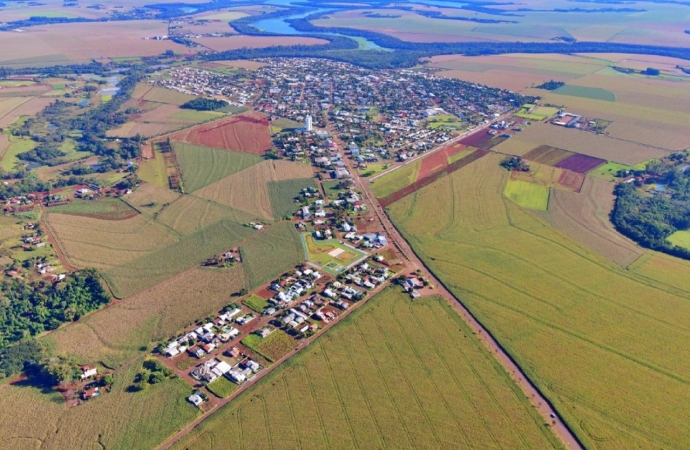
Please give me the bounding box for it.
[171,113,272,155]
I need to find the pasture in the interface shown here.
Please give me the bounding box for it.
[240,221,304,289]
[47,264,248,368]
[194,160,314,220]
[667,230,690,250]
[301,233,367,275]
[0,357,198,450]
[370,160,421,198]
[174,142,264,193]
[243,294,270,313]
[0,136,36,171]
[172,287,563,450]
[503,179,549,210]
[387,153,690,449]
[47,198,138,220]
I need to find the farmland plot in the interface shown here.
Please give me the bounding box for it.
[240,221,304,289]
[370,160,421,199]
[47,264,248,368]
[156,195,255,235]
[267,177,317,220]
[194,160,314,220]
[172,288,563,450]
[44,213,178,271]
[387,153,690,450]
[122,182,181,217]
[142,87,197,106]
[171,113,272,154]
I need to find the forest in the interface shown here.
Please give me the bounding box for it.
[181,98,227,111]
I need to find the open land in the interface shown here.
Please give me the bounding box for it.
[240,221,304,289]
[387,153,690,449]
[170,113,273,154]
[171,288,563,450]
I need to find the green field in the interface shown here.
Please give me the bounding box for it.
[426,114,464,130]
[588,161,646,181]
[370,160,421,198]
[322,180,342,198]
[360,162,389,177]
[0,357,199,450]
[242,330,295,363]
[138,150,168,188]
[271,117,303,133]
[101,94,113,103]
[503,178,550,210]
[207,377,238,398]
[243,294,270,313]
[0,136,36,170]
[387,153,690,449]
[172,287,563,450]
[267,177,317,220]
[240,221,304,289]
[301,232,367,275]
[48,198,137,219]
[174,142,264,193]
[667,230,690,250]
[553,84,616,102]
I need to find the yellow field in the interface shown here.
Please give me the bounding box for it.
[194,160,314,220]
[123,182,181,217]
[386,154,690,449]
[44,212,178,270]
[173,288,563,449]
[142,87,197,106]
[46,264,248,368]
[0,357,199,450]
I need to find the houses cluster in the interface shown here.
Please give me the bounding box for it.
[267,268,323,313]
[190,355,263,386]
[160,67,256,106]
[163,306,244,359]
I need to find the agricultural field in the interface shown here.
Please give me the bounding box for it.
[194,160,314,220]
[170,113,273,154]
[47,198,138,220]
[172,287,563,450]
[122,182,181,217]
[387,153,690,449]
[142,88,197,106]
[137,151,170,188]
[47,264,248,368]
[240,221,304,289]
[241,330,295,363]
[503,179,550,211]
[267,177,317,220]
[370,160,421,198]
[174,142,264,193]
[0,358,199,450]
[509,162,585,193]
[552,84,616,102]
[155,195,254,236]
[545,177,645,267]
[0,136,36,171]
[301,233,367,275]
[523,145,573,166]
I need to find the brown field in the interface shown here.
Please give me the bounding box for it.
[131,82,154,100]
[522,145,573,166]
[107,121,187,138]
[544,177,645,267]
[509,162,585,192]
[176,20,240,35]
[171,113,272,154]
[0,96,54,128]
[122,182,181,217]
[0,97,32,124]
[156,195,254,235]
[142,87,197,106]
[194,160,313,219]
[46,264,248,368]
[44,212,178,270]
[0,21,199,65]
[0,85,51,97]
[195,35,327,51]
[493,121,669,165]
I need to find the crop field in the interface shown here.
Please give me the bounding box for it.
[173,142,264,193]
[48,198,138,220]
[301,233,366,275]
[523,145,573,166]
[171,113,272,154]
[242,330,295,363]
[156,195,254,236]
[240,221,304,289]
[553,153,606,173]
[546,177,644,267]
[552,84,616,102]
[418,149,450,179]
[143,87,197,106]
[0,22,199,66]
[267,177,317,220]
[48,264,248,368]
[0,358,198,450]
[172,287,563,450]
[243,294,270,313]
[509,162,584,192]
[387,153,690,449]
[492,121,669,165]
[194,160,314,220]
[370,160,421,199]
[44,212,178,271]
[123,182,181,217]
[103,218,254,299]
[137,151,171,188]
[460,129,508,150]
[503,179,550,210]
[0,136,36,170]
[169,110,224,122]
[107,120,187,138]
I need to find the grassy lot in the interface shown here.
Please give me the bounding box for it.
[370,160,421,198]
[240,221,304,289]
[101,94,113,103]
[267,177,317,220]
[243,294,270,313]
[0,136,36,170]
[0,357,199,450]
[322,180,342,198]
[172,287,563,450]
[174,142,264,193]
[503,178,550,210]
[271,117,303,133]
[242,330,295,363]
[588,161,646,181]
[48,198,137,220]
[138,150,168,188]
[301,233,366,275]
[207,377,238,398]
[387,153,690,449]
[667,230,690,250]
[360,162,389,177]
[426,114,464,130]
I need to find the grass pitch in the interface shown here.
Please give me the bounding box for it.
[172,287,563,450]
[503,178,550,210]
[301,233,367,275]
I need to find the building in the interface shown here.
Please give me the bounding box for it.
[306,115,313,131]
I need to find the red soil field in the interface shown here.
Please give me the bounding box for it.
[554,153,606,174]
[557,169,587,192]
[418,149,449,179]
[171,113,272,154]
[459,130,507,150]
[443,143,467,159]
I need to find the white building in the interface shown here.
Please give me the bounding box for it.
[306,115,313,131]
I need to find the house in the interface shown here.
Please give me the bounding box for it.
[80,366,98,380]
[188,394,204,407]
[301,206,311,219]
[225,346,240,358]
[202,343,216,353]
[189,346,206,358]
[82,387,100,400]
[257,327,273,338]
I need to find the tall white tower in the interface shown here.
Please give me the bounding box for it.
[305,115,313,131]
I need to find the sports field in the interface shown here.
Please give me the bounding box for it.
[172,287,563,449]
[387,153,690,449]
[301,233,367,275]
